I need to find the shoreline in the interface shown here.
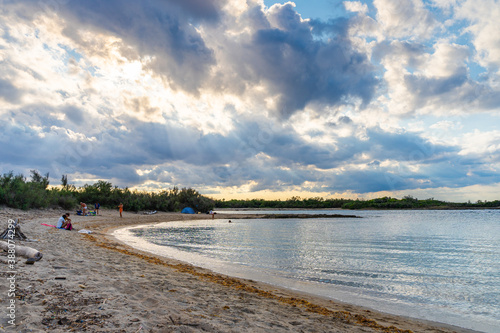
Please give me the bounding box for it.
[109,217,490,333]
[215,207,500,211]
[0,208,481,332]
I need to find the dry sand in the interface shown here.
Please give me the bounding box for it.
[0,207,479,332]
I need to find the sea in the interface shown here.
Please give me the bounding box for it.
[113,209,500,333]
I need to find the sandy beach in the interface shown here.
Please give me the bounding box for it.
[0,208,479,332]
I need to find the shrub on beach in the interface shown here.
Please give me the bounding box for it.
[52,190,79,210]
[0,170,50,210]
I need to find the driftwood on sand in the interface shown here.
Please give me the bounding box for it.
[0,241,43,261]
[0,218,28,240]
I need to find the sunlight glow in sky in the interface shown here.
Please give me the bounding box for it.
[1,0,499,202]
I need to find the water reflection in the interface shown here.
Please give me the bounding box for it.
[127,210,500,333]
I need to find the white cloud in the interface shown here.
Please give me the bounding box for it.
[374,0,438,39]
[418,42,469,78]
[429,120,462,131]
[456,0,500,72]
[374,38,500,116]
[344,1,369,14]
[460,129,500,157]
[429,0,459,9]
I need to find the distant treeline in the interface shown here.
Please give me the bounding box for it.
[0,170,214,212]
[2,170,498,212]
[214,195,500,210]
[215,196,351,209]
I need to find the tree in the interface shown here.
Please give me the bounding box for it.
[30,170,50,189]
[61,174,68,188]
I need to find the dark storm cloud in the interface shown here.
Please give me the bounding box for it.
[230,123,455,172]
[233,4,378,116]
[1,105,496,194]
[0,97,464,194]
[0,120,64,169]
[264,132,365,169]
[366,127,458,162]
[242,153,500,195]
[5,0,378,116]
[372,40,427,64]
[372,40,500,113]
[329,169,420,193]
[62,105,84,125]
[204,124,465,193]
[405,71,468,97]
[0,78,23,103]
[168,0,226,21]
[53,0,217,93]
[128,121,242,166]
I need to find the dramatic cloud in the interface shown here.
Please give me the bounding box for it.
[374,0,437,39]
[1,0,499,201]
[236,3,377,116]
[58,0,218,94]
[456,0,500,71]
[0,79,23,103]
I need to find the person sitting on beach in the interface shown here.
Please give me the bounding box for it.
[63,213,73,230]
[56,213,72,230]
[56,214,66,228]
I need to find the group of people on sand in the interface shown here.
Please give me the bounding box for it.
[79,202,123,217]
[80,202,101,216]
[55,202,124,231]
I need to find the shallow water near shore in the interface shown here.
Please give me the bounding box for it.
[114,209,500,333]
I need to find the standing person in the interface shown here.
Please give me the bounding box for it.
[80,202,87,215]
[95,202,100,215]
[118,203,123,218]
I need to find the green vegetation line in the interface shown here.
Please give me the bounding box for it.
[0,170,498,211]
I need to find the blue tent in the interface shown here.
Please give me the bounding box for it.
[181,207,195,214]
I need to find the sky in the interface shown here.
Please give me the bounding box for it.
[1,0,499,202]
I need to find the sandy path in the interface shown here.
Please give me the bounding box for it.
[0,208,477,332]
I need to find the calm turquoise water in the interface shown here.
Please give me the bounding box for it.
[114,210,500,332]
